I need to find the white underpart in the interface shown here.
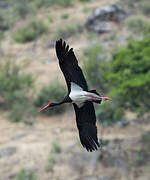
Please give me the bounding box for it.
[69,82,101,107]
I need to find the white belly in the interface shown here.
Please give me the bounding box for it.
[69,91,90,103]
[69,90,100,103]
[69,82,100,107]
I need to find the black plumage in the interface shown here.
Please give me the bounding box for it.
[56,39,100,151]
[56,39,88,92]
[39,39,111,151]
[73,102,100,151]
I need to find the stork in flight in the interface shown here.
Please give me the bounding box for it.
[39,39,111,152]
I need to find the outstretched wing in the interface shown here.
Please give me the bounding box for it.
[73,101,100,152]
[56,39,88,92]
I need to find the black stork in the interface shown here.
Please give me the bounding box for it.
[39,39,111,152]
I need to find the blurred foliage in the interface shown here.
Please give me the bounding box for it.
[45,154,56,172]
[84,29,150,125]
[9,101,36,125]
[139,1,150,16]
[79,0,91,2]
[83,6,93,14]
[51,142,62,154]
[96,99,124,126]
[0,59,33,108]
[87,31,98,39]
[15,168,36,180]
[0,31,4,41]
[119,0,141,8]
[83,44,109,91]
[0,7,17,32]
[34,0,73,8]
[0,13,9,31]
[108,29,150,116]
[140,131,150,156]
[120,0,150,15]
[13,20,48,43]
[45,141,62,172]
[47,15,53,23]
[133,151,146,166]
[55,23,83,39]
[14,0,35,19]
[130,131,150,167]
[0,58,36,123]
[126,15,150,35]
[0,11,10,31]
[0,8,15,41]
[83,44,124,125]
[0,0,73,10]
[61,13,69,19]
[34,80,67,116]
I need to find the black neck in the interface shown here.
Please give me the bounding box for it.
[50,95,72,107]
[50,101,64,107]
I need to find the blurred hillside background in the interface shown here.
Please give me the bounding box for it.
[0,0,150,179]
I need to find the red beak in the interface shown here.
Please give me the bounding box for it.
[103,97,112,101]
[38,103,50,112]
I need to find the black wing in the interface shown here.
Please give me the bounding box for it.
[56,39,88,92]
[73,101,100,152]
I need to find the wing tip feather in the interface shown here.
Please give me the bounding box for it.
[78,123,100,152]
[56,38,70,55]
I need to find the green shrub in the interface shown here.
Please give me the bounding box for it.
[51,142,62,154]
[130,131,150,166]
[83,44,125,125]
[119,0,140,8]
[126,15,150,34]
[84,32,150,123]
[0,7,17,28]
[96,95,124,126]
[47,15,53,23]
[0,31,4,41]
[55,0,73,7]
[108,31,150,116]
[139,1,150,16]
[34,0,73,8]
[0,58,36,123]
[14,0,35,19]
[15,168,36,180]
[45,141,62,172]
[45,155,56,172]
[80,0,91,2]
[87,31,98,39]
[55,23,83,39]
[34,81,67,116]
[83,7,93,14]
[0,59,33,109]
[13,20,48,43]
[9,101,36,125]
[61,13,69,19]
[140,131,150,155]
[83,44,108,91]
[0,12,10,31]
